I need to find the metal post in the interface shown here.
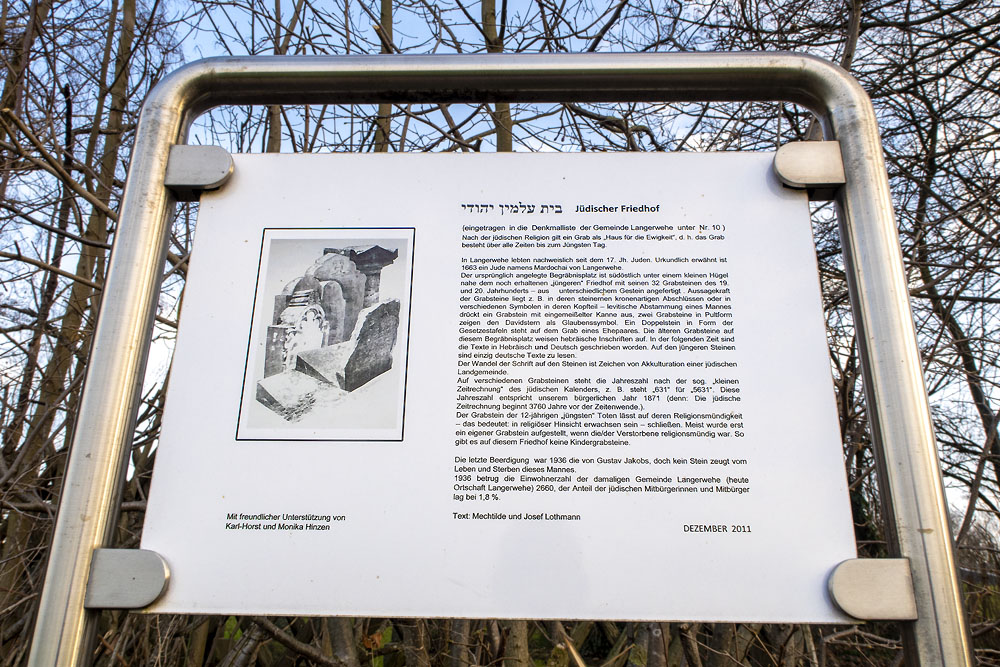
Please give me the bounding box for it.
[28,53,972,666]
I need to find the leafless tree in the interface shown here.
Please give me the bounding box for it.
[1,0,998,664]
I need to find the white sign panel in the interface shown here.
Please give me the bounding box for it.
[141,152,856,621]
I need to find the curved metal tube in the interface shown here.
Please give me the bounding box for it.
[29,53,971,666]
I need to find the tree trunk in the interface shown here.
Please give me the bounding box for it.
[0,0,54,197]
[373,0,392,152]
[482,0,512,152]
[449,619,473,667]
[502,621,532,667]
[326,618,361,667]
[2,85,73,458]
[398,619,431,667]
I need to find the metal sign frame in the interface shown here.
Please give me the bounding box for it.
[28,53,972,666]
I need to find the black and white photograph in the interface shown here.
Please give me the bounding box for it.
[236,228,413,440]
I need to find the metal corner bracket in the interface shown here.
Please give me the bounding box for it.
[828,558,918,621]
[84,548,170,610]
[164,144,234,202]
[773,141,846,201]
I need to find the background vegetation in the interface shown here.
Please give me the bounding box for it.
[1,0,998,663]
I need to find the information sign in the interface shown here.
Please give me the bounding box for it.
[141,152,855,621]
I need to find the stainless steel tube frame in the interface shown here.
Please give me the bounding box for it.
[29,53,972,667]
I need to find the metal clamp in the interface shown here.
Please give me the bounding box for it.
[828,558,918,621]
[84,549,170,609]
[164,145,234,201]
[773,141,846,201]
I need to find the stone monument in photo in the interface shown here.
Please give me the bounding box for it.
[256,245,400,418]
